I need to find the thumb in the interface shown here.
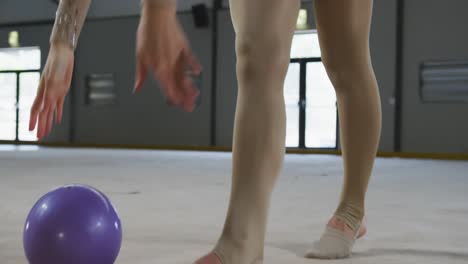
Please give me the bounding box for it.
[134,57,147,93]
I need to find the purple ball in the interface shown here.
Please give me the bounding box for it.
[23,184,122,264]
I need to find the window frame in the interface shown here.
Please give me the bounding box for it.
[287,57,339,150]
[0,69,41,143]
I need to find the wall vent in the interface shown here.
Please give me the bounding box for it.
[420,60,468,103]
[85,73,116,105]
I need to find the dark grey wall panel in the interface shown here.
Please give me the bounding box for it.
[401,0,468,153]
[370,0,397,151]
[0,24,71,143]
[87,0,212,18]
[0,0,211,25]
[0,0,57,25]
[301,1,317,29]
[73,14,212,146]
[215,10,236,147]
[215,0,397,152]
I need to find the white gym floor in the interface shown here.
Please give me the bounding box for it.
[1,146,467,264]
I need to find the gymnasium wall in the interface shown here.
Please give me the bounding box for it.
[0,0,210,25]
[0,0,467,154]
[400,0,468,153]
[0,12,212,146]
[72,15,213,146]
[215,0,398,152]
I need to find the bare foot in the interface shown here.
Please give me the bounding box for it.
[327,215,367,239]
[194,252,223,264]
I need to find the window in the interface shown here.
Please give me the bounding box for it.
[18,72,41,141]
[0,47,41,70]
[284,64,300,147]
[0,74,16,141]
[284,31,337,149]
[290,31,321,58]
[305,62,337,148]
[0,47,41,142]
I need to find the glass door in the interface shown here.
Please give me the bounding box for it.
[284,30,337,149]
[0,47,41,142]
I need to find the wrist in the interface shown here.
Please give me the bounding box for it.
[50,41,74,53]
[141,0,176,18]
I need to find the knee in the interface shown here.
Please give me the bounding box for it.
[321,49,372,94]
[321,57,353,94]
[235,35,291,91]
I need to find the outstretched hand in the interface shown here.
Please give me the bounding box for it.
[29,43,74,139]
[134,4,202,112]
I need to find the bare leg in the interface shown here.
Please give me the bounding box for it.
[194,0,300,263]
[306,0,381,259]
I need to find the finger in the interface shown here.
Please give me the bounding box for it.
[37,105,49,139]
[154,71,172,102]
[166,76,183,106]
[182,50,202,97]
[183,48,202,75]
[56,97,65,124]
[157,71,182,106]
[134,57,147,93]
[173,52,194,107]
[183,96,197,112]
[46,106,55,137]
[29,78,46,131]
[182,72,199,97]
[172,49,196,106]
[38,90,55,139]
[175,53,199,110]
[182,77,199,112]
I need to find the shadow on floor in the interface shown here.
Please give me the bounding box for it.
[353,248,468,260]
[273,243,468,261]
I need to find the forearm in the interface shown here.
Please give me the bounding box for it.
[50,0,92,49]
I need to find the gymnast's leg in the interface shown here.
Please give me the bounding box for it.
[195,0,300,263]
[306,0,382,259]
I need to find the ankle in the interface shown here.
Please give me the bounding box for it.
[214,236,264,264]
[334,202,365,231]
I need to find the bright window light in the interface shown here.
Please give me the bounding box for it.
[0,47,41,71]
[0,47,41,142]
[290,30,321,59]
[284,63,300,147]
[284,31,337,148]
